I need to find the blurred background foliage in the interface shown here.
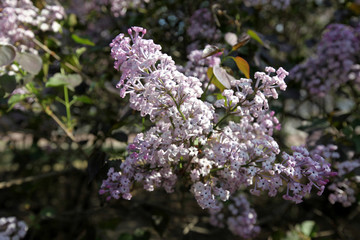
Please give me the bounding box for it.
[0,0,360,239]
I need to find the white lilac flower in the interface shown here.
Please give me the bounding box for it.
[100,27,335,217]
[0,217,28,240]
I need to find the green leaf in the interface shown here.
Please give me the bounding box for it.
[75,47,87,57]
[15,52,43,74]
[230,56,250,78]
[247,29,264,46]
[0,44,16,67]
[46,37,62,48]
[0,88,5,98]
[118,233,133,240]
[68,13,78,27]
[8,93,29,106]
[46,73,69,88]
[46,73,82,91]
[71,34,95,46]
[354,135,360,153]
[66,74,82,91]
[212,66,233,89]
[40,206,56,219]
[300,220,316,236]
[0,75,17,93]
[73,95,92,104]
[207,67,225,92]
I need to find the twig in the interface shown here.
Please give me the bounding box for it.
[43,105,76,141]
[32,38,82,74]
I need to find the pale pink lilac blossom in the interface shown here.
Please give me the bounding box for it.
[309,145,359,207]
[100,27,335,216]
[209,194,260,239]
[0,0,64,54]
[328,159,360,207]
[177,48,221,91]
[291,24,360,97]
[186,8,221,53]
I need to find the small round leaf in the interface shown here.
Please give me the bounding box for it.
[0,44,16,67]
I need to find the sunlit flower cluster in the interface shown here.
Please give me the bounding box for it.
[0,0,65,53]
[100,26,335,237]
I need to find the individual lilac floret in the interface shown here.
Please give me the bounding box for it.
[0,217,28,240]
[291,24,360,97]
[209,194,260,239]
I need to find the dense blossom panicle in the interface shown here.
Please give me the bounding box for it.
[209,194,260,238]
[215,66,288,118]
[308,145,359,207]
[309,144,340,161]
[0,217,28,240]
[328,159,360,207]
[243,0,291,9]
[177,48,220,90]
[101,27,334,217]
[0,0,64,53]
[187,8,220,41]
[186,8,221,52]
[291,24,360,97]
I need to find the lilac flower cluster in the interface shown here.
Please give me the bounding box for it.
[0,0,64,53]
[177,48,220,91]
[328,159,360,207]
[291,24,360,97]
[186,8,221,52]
[308,144,359,207]
[209,194,260,239]
[187,8,220,41]
[0,217,28,240]
[243,0,291,9]
[100,26,334,216]
[309,144,340,161]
